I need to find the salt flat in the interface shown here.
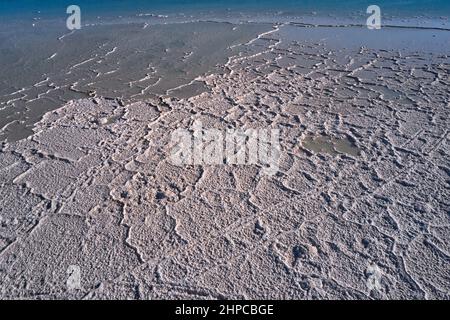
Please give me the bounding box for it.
[0,22,449,299]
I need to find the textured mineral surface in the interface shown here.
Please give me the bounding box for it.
[0,24,449,299]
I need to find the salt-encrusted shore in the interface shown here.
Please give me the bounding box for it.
[0,23,449,299]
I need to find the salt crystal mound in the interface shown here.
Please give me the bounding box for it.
[0,27,449,300]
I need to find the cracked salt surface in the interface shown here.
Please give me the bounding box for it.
[0,22,449,299]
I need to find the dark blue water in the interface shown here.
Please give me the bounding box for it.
[1,0,449,19]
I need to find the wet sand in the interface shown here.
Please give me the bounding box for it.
[0,18,449,299]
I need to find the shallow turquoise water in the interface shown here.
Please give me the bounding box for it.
[1,0,449,19]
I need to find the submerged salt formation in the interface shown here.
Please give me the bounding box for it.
[0,23,449,299]
[0,21,271,142]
